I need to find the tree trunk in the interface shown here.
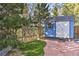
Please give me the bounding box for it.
[37,23,42,40]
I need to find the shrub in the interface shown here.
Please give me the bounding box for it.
[0,38,19,50]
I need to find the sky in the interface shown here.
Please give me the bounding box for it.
[28,3,55,13]
[28,3,63,16]
[27,3,55,16]
[49,3,63,10]
[48,3,55,11]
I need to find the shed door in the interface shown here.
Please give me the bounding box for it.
[45,22,56,37]
[56,21,69,38]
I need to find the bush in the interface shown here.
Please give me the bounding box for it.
[0,38,19,50]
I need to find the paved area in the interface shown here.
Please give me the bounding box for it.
[44,39,79,56]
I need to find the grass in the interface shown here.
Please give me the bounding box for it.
[18,40,46,56]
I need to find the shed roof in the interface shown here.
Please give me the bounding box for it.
[45,16,74,23]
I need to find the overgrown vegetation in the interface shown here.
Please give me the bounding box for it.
[0,4,28,50]
[0,38,19,50]
[18,40,46,56]
[1,3,79,56]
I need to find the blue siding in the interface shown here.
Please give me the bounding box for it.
[69,18,74,38]
[44,16,74,38]
[44,22,56,37]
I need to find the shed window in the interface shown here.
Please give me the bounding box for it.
[47,23,52,28]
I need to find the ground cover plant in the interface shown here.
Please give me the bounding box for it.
[18,40,46,56]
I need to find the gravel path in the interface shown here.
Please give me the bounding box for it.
[44,39,79,56]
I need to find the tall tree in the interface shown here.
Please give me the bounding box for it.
[52,4,58,16]
[62,3,79,26]
[34,3,50,39]
[0,3,26,39]
[62,3,75,16]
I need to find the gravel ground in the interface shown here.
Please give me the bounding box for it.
[44,39,79,56]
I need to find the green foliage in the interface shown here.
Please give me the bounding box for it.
[21,17,30,26]
[62,3,75,16]
[0,4,29,50]
[62,3,79,16]
[18,40,46,56]
[4,14,22,29]
[34,3,49,23]
[0,38,19,50]
[0,3,30,38]
[62,3,79,26]
[0,4,24,15]
[52,4,58,16]
[0,3,28,30]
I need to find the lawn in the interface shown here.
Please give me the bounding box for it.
[18,40,46,56]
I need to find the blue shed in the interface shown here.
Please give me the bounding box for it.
[44,16,74,38]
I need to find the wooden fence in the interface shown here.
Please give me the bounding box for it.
[74,26,79,38]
